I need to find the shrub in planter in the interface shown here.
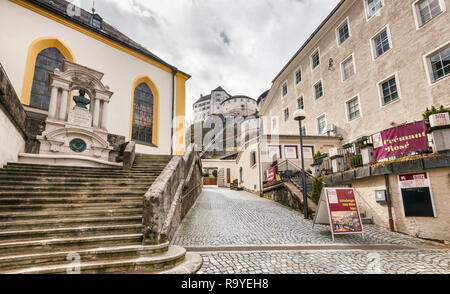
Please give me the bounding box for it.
[310,175,324,205]
[423,105,450,123]
[212,170,218,178]
[349,154,363,168]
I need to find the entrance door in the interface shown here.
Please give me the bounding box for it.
[227,168,231,184]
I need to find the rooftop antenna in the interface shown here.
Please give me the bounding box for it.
[91,0,95,14]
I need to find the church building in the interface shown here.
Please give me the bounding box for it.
[0,0,189,167]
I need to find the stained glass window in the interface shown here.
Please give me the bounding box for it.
[132,83,154,145]
[30,47,64,110]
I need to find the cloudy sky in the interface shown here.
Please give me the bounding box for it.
[76,0,341,122]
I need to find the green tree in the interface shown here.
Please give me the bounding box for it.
[310,175,324,205]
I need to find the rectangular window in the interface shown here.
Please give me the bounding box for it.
[282,82,288,96]
[341,56,355,81]
[429,46,450,82]
[373,30,390,58]
[381,77,399,105]
[366,0,383,18]
[284,146,298,159]
[284,108,290,122]
[311,50,320,69]
[250,151,257,166]
[417,0,442,26]
[338,20,350,44]
[317,115,327,134]
[272,117,278,131]
[314,81,323,100]
[297,97,304,110]
[347,97,361,121]
[295,69,302,84]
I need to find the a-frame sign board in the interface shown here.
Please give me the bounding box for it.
[312,188,364,241]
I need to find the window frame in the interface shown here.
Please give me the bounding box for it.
[412,0,446,29]
[281,81,288,98]
[370,25,393,60]
[283,107,290,122]
[313,80,324,101]
[341,53,356,82]
[336,17,351,46]
[377,73,402,107]
[294,66,303,85]
[364,0,384,21]
[271,116,279,132]
[310,48,321,71]
[297,96,305,110]
[345,95,362,122]
[316,114,327,135]
[423,41,450,85]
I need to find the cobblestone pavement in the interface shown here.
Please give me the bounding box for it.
[197,250,450,274]
[173,187,434,247]
[172,187,449,274]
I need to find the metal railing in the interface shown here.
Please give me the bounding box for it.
[265,158,313,183]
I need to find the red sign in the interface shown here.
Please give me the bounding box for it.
[372,121,428,161]
[266,168,275,182]
[325,189,363,234]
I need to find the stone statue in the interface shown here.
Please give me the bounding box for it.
[73,89,91,109]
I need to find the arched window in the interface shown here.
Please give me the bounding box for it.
[132,83,154,145]
[30,47,64,110]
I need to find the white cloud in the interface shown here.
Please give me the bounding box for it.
[77,0,341,123]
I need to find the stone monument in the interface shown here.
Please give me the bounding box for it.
[20,60,119,167]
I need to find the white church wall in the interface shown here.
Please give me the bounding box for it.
[0,107,25,167]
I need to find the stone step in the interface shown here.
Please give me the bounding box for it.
[0,215,142,231]
[0,224,142,242]
[7,162,171,169]
[0,233,143,257]
[2,245,185,274]
[0,243,169,272]
[0,208,142,221]
[0,202,142,212]
[0,175,160,182]
[0,170,164,177]
[0,190,146,197]
[4,165,169,173]
[0,185,151,192]
[0,196,142,205]
[0,180,154,187]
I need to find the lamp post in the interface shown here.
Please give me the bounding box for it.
[293,109,308,219]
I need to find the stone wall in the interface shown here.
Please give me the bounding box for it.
[143,151,203,245]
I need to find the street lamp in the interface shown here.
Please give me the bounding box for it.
[293,109,308,219]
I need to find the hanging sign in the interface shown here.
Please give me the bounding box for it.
[372,121,428,160]
[313,188,364,241]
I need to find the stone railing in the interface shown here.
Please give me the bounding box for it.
[142,150,203,245]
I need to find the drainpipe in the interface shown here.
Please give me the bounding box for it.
[384,174,395,232]
[170,67,178,155]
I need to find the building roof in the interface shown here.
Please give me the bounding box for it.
[25,0,190,78]
[271,0,346,83]
[212,86,226,92]
[257,90,269,104]
[194,94,211,105]
[220,95,256,105]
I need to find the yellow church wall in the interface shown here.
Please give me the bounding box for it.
[0,0,187,155]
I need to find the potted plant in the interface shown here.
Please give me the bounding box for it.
[424,105,450,153]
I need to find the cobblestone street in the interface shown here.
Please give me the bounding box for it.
[173,187,450,274]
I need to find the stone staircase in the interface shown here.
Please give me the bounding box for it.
[0,153,200,274]
[291,177,313,198]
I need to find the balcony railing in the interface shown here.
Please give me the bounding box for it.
[313,130,434,176]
